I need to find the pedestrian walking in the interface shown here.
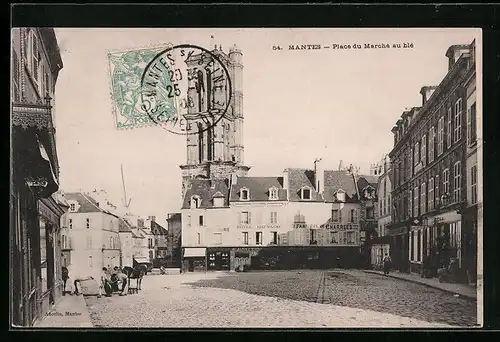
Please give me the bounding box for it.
[62,266,69,295]
[383,253,392,275]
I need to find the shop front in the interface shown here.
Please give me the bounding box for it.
[387,224,409,273]
[11,119,60,326]
[181,248,207,272]
[37,197,67,321]
[369,235,393,269]
[462,205,478,284]
[207,248,230,271]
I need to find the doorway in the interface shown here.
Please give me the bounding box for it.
[45,224,55,305]
[188,259,194,272]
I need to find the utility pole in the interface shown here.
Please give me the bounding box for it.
[121,164,132,212]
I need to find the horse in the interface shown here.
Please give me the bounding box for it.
[122,265,146,292]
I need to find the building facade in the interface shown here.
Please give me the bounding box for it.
[388,41,477,281]
[178,44,368,272]
[11,28,64,327]
[150,217,169,260]
[166,213,182,266]
[181,159,367,272]
[61,193,121,279]
[118,217,134,267]
[369,156,392,268]
[463,40,479,285]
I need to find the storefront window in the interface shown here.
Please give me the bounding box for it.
[40,219,48,294]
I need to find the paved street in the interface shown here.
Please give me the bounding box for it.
[84,270,477,328]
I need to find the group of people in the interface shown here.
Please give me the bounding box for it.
[61,266,129,297]
[99,266,129,297]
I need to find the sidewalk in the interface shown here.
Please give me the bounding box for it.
[363,270,477,300]
[34,294,93,328]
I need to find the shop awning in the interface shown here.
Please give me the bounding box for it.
[184,248,206,258]
[133,256,151,264]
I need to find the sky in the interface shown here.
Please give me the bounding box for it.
[53,28,480,221]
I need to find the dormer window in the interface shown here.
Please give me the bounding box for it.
[190,196,201,209]
[70,203,76,211]
[240,188,250,201]
[300,187,311,200]
[269,187,278,200]
[336,190,346,202]
[212,192,225,207]
[364,188,375,199]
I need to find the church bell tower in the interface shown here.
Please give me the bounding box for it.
[179,43,250,198]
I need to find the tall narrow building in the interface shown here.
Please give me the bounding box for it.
[180,44,250,198]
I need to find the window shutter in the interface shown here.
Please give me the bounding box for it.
[339,209,342,223]
[248,212,252,224]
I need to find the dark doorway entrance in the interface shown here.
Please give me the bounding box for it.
[188,260,194,272]
[45,224,55,305]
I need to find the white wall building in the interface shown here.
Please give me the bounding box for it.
[61,192,121,279]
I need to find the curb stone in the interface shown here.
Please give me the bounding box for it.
[363,270,477,301]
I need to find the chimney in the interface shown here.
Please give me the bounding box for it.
[137,218,144,228]
[231,173,238,186]
[445,44,472,71]
[148,216,156,223]
[282,169,289,190]
[313,158,324,194]
[420,86,437,105]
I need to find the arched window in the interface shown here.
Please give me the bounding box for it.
[198,123,204,163]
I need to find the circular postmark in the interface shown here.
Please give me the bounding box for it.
[140,44,233,135]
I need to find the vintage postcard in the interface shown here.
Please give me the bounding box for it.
[11,27,482,328]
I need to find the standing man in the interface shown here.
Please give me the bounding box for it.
[383,253,392,275]
[113,266,129,296]
[99,267,113,298]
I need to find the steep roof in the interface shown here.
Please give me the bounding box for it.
[151,221,168,235]
[64,192,104,214]
[131,229,144,238]
[118,217,133,233]
[286,168,323,202]
[182,179,230,209]
[357,175,379,191]
[323,170,358,202]
[230,177,286,202]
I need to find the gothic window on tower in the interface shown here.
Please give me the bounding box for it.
[301,187,312,200]
[197,123,204,163]
[190,196,201,209]
[240,188,250,201]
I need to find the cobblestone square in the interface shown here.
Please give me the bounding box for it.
[85,270,477,328]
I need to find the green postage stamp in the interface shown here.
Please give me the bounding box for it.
[107,45,177,130]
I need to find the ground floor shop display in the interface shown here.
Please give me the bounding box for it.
[181,246,362,272]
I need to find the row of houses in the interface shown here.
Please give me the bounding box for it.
[9,28,172,325]
[177,159,380,272]
[58,190,171,280]
[369,39,480,285]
